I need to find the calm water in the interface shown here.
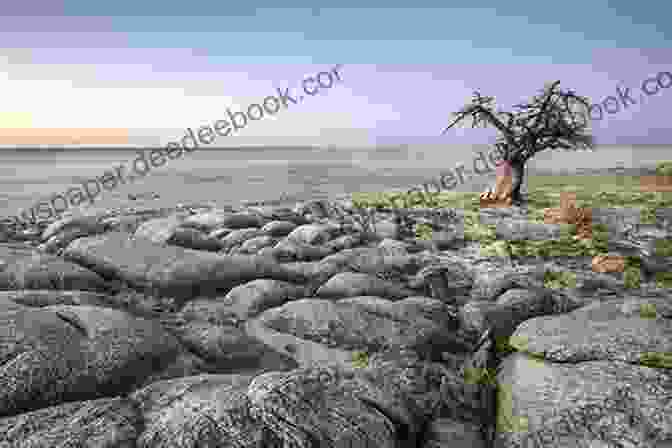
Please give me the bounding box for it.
[0,144,667,220]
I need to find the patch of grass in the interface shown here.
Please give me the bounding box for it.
[543,270,577,290]
[463,366,498,386]
[351,350,369,369]
[623,266,642,289]
[639,352,672,369]
[655,271,672,289]
[639,303,657,319]
[351,174,670,265]
[654,238,672,257]
[656,161,672,176]
[415,223,434,241]
[497,382,529,434]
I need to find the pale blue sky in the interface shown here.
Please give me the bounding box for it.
[0,0,670,146]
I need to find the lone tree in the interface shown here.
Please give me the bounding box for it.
[442,80,595,204]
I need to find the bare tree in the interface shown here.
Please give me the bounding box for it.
[442,80,595,204]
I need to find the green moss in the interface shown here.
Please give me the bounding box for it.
[639,303,657,319]
[623,266,642,289]
[351,350,369,369]
[543,270,577,290]
[415,223,434,241]
[639,352,672,369]
[656,161,672,176]
[463,366,498,386]
[655,271,672,289]
[654,238,672,257]
[496,382,529,434]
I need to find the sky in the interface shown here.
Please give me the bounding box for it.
[0,0,671,147]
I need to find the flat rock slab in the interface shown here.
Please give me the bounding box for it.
[0,253,109,292]
[496,352,672,447]
[0,300,180,418]
[63,232,308,300]
[0,396,141,447]
[510,296,672,365]
[251,298,460,364]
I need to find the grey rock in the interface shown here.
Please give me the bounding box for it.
[63,232,307,301]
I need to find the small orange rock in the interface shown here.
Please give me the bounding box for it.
[591,254,625,273]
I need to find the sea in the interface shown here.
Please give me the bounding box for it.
[0,144,668,221]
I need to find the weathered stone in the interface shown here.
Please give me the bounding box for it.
[222,213,264,229]
[220,279,309,320]
[232,235,278,255]
[317,272,415,300]
[131,374,265,448]
[181,210,231,232]
[0,397,142,447]
[0,253,108,292]
[0,300,180,418]
[247,366,407,448]
[133,215,184,244]
[496,352,672,448]
[286,224,338,246]
[0,290,112,308]
[41,215,107,242]
[510,297,672,365]
[260,220,297,237]
[63,232,307,300]
[271,239,334,262]
[168,227,225,251]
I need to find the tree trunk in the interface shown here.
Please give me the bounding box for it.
[510,161,526,204]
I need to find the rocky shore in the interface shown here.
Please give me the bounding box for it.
[0,197,669,447]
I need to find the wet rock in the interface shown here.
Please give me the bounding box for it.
[0,396,142,447]
[168,227,225,252]
[260,220,297,237]
[317,272,416,300]
[63,232,307,301]
[0,300,180,418]
[0,253,109,292]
